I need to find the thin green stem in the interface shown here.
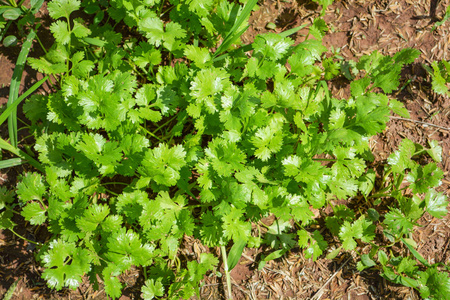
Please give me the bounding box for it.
[312,158,336,162]
[153,114,178,133]
[10,228,42,245]
[35,34,48,54]
[102,182,129,186]
[221,245,233,300]
[139,125,163,142]
[104,188,119,196]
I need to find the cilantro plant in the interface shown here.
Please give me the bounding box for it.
[0,0,449,299]
[424,59,450,97]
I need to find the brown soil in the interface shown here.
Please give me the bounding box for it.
[1,0,450,299]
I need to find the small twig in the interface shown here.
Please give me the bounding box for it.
[390,116,450,131]
[310,257,351,300]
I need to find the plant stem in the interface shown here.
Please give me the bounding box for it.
[34,34,48,54]
[10,228,42,245]
[221,245,233,300]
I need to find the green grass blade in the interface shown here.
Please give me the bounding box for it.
[278,23,308,38]
[213,0,257,57]
[0,137,43,172]
[3,278,20,300]
[213,23,308,62]
[227,238,246,271]
[401,238,431,267]
[8,29,36,148]
[0,157,23,169]
[0,76,48,126]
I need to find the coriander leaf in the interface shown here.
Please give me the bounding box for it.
[50,20,70,45]
[393,48,420,65]
[72,18,91,38]
[251,115,284,161]
[305,230,328,260]
[17,173,47,202]
[389,99,410,118]
[384,208,415,237]
[187,0,213,17]
[190,67,230,114]
[253,33,294,61]
[200,211,224,247]
[0,210,15,230]
[22,202,47,225]
[139,17,164,46]
[102,264,123,299]
[339,216,374,250]
[204,138,246,177]
[424,189,448,219]
[132,42,162,69]
[418,267,450,300]
[427,140,442,163]
[106,228,154,268]
[309,18,328,41]
[139,143,187,186]
[47,0,80,20]
[184,45,211,68]
[339,221,359,250]
[297,229,309,248]
[387,138,416,173]
[75,203,110,232]
[41,239,92,290]
[163,22,187,51]
[222,208,251,242]
[0,187,15,210]
[406,163,444,194]
[116,191,147,224]
[372,64,402,93]
[142,278,164,300]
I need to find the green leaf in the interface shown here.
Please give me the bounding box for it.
[142,278,164,300]
[72,18,91,38]
[387,138,416,173]
[222,208,251,242]
[393,48,420,65]
[401,238,430,267]
[251,116,284,161]
[3,8,21,20]
[406,163,444,194]
[16,173,46,202]
[339,216,375,250]
[427,140,442,163]
[139,143,187,186]
[378,250,388,265]
[309,18,328,41]
[0,187,15,210]
[47,0,81,20]
[50,20,70,45]
[139,17,165,46]
[253,33,294,61]
[384,208,415,237]
[102,265,123,299]
[184,45,211,68]
[424,189,448,219]
[418,267,450,299]
[389,99,410,118]
[227,238,246,271]
[76,203,110,232]
[22,202,47,225]
[41,239,92,290]
[3,35,18,47]
[305,230,328,261]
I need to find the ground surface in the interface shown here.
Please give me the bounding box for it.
[0,0,449,299]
